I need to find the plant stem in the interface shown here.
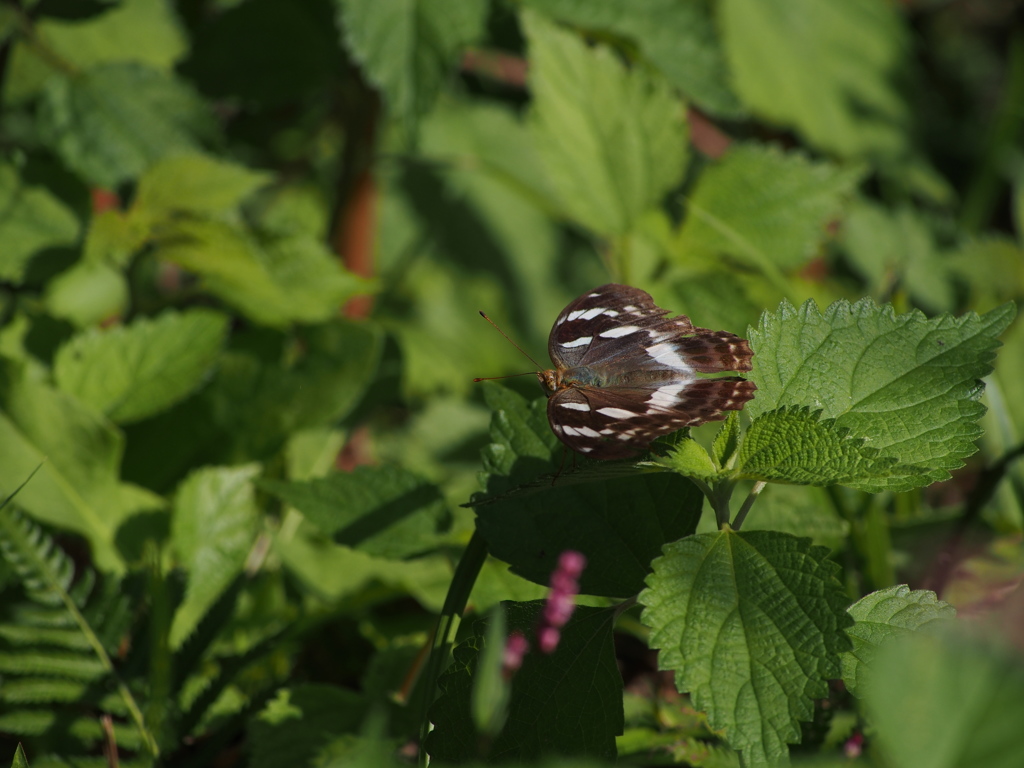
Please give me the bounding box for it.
[732,481,766,530]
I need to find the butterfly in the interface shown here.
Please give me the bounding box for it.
[537,284,756,459]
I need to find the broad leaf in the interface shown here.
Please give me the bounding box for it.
[0,361,163,572]
[37,62,217,188]
[841,585,955,697]
[262,466,451,559]
[721,0,908,158]
[865,630,1024,768]
[43,260,129,328]
[675,144,863,273]
[170,464,261,649]
[746,299,1016,491]
[426,602,622,763]
[0,163,80,285]
[133,153,272,215]
[524,11,689,235]
[54,309,229,424]
[641,530,852,767]
[152,219,368,327]
[519,0,743,117]
[335,0,487,143]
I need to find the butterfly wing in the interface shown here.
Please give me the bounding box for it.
[546,284,755,459]
[548,377,756,459]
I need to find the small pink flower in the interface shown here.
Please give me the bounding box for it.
[538,626,561,654]
[844,732,863,759]
[503,631,530,678]
[536,550,587,654]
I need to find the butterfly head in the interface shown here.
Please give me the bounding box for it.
[538,368,561,396]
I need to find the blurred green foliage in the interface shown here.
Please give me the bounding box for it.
[0,1,1022,767]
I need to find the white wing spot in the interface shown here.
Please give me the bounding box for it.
[646,341,692,372]
[580,307,606,320]
[599,325,640,338]
[558,402,590,411]
[602,310,619,318]
[562,426,581,436]
[559,336,592,348]
[578,446,593,453]
[576,426,603,438]
[588,292,602,298]
[597,407,638,419]
[623,305,637,312]
[648,383,687,409]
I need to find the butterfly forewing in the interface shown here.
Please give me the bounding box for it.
[542,284,755,459]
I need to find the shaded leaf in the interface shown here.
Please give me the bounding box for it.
[426,603,622,763]
[262,466,451,559]
[133,152,272,215]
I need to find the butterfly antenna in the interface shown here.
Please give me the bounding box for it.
[477,311,543,369]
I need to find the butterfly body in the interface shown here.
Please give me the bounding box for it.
[540,284,756,459]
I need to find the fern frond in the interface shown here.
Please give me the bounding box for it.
[0,624,92,651]
[0,651,105,679]
[0,678,88,705]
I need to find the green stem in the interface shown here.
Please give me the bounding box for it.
[417,530,490,764]
[731,481,766,530]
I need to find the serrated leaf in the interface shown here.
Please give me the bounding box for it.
[712,412,741,469]
[0,163,80,284]
[524,10,689,235]
[37,62,216,188]
[0,362,163,571]
[519,0,743,118]
[676,144,863,273]
[133,153,271,215]
[478,384,560,492]
[169,464,261,649]
[261,466,450,559]
[737,406,927,491]
[54,309,229,424]
[841,585,955,697]
[426,603,622,762]
[641,530,852,767]
[152,219,368,327]
[335,0,487,143]
[865,630,1024,768]
[659,438,718,481]
[721,0,908,158]
[747,299,1016,491]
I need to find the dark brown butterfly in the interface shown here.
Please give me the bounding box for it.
[537,284,756,459]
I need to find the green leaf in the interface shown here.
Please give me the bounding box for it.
[747,299,1016,491]
[5,0,188,103]
[426,603,622,762]
[524,10,689,235]
[37,63,216,188]
[133,153,272,215]
[641,530,852,767]
[659,437,718,481]
[262,466,451,559]
[839,200,954,312]
[199,320,382,463]
[478,384,560,493]
[0,361,164,571]
[335,0,487,143]
[43,260,129,328]
[864,630,1024,768]
[0,163,81,285]
[675,144,863,273]
[737,406,928,490]
[841,585,955,697]
[720,0,909,158]
[170,464,261,649]
[152,219,368,327]
[519,0,743,117]
[11,742,29,768]
[54,309,229,424]
[712,412,741,469]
